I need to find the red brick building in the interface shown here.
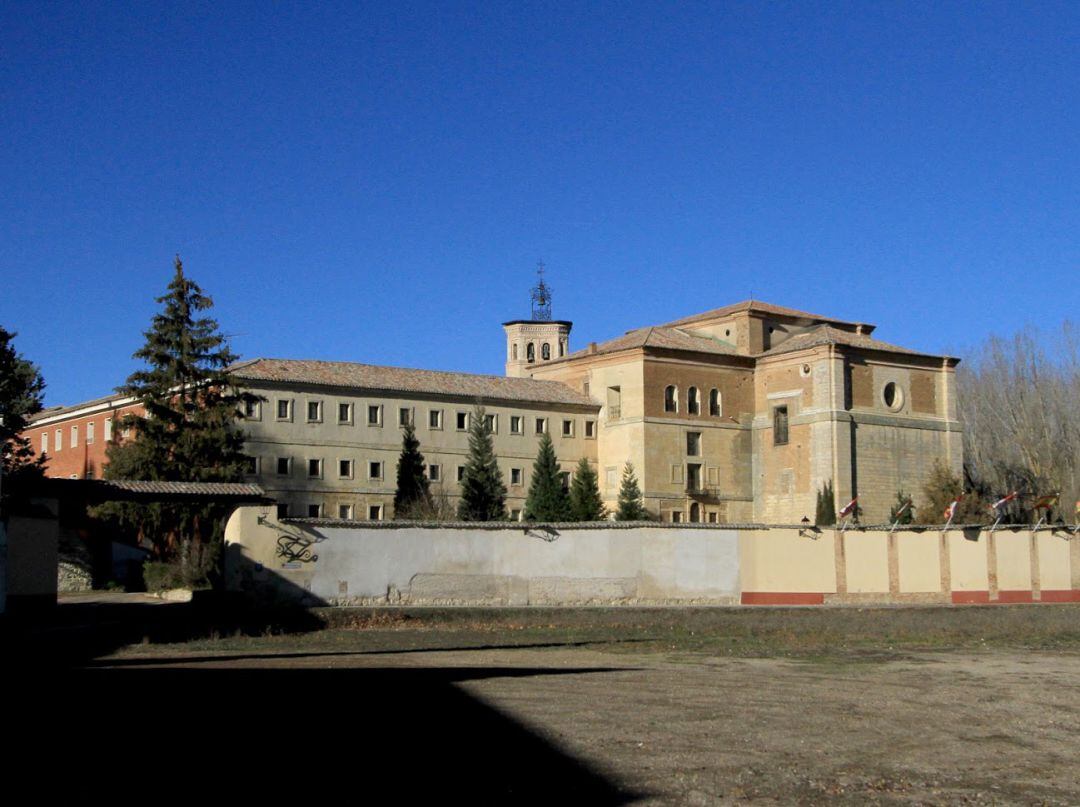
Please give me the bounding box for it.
[25,394,144,480]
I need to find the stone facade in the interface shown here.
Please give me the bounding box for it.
[24,298,960,524]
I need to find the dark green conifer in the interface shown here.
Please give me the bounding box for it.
[524,432,571,521]
[393,421,431,518]
[615,461,647,521]
[569,456,606,521]
[457,405,507,521]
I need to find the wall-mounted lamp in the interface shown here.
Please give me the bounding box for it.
[798,516,820,539]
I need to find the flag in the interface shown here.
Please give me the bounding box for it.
[1032,493,1059,510]
[989,491,1018,512]
[839,497,858,518]
[944,495,962,521]
[894,500,912,518]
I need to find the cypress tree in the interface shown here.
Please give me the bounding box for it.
[524,431,571,521]
[569,456,606,521]
[815,480,836,526]
[457,404,507,521]
[393,421,430,518]
[615,461,647,521]
[102,256,257,574]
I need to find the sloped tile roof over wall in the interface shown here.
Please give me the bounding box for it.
[231,358,597,407]
[756,324,946,359]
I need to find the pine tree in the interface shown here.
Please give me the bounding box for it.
[815,480,836,526]
[569,456,606,521]
[457,404,507,521]
[889,489,916,525]
[393,421,430,518]
[0,326,46,482]
[103,256,256,571]
[919,459,985,524]
[524,431,572,521]
[615,461,648,521]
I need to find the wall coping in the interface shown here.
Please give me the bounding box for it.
[278,517,1078,533]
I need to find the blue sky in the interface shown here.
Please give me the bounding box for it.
[2,1,1077,406]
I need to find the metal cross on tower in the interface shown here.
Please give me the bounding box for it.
[530,261,553,321]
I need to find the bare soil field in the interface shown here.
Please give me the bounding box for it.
[13,602,1080,804]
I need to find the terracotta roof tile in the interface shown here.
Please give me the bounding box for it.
[664,300,867,329]
[756,324,942,359]
[231,358,597,407]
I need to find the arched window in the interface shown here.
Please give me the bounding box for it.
[526,343,535,363]
[709,388,721,417]
[511,343,518,361]
[689,502,701,523]
[541,343,551,360]
[687,387,699,415]
[558,340,565,357]
[664,385,678,413]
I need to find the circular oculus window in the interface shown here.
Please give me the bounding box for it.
[882,382,904,411]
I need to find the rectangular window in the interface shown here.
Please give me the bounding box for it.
[584,420,595,438]
[773,406,789,446]
[86,421,95,445]
[535,417,546,434]
[41,432,48,454]
[484,413,497,433]
[509,415,523,434]
[399,407,412,427]
[456,411,468,430]
[559,471,570,491]
[277,399,292,420]
[339,459,353,478]
[369,461,382,480]
[687,432,701,456]
[338,402,353,423]
[368,505,383,521]
[308,458,323,478]
[245,456,258,475]
[671,511,683,523]
[429,409,443,429]
[277,457,291,476]
[55,429,62,451]
[457,465,466,482]
[708,512,718,524]
[687,463,702,491]
[307,503,322,518]
[605,467,617,488]
[562,419,573,437]
[71,425,78,447]
[276,503,290,519]
[104,418,113,441]
[428,464,441,482]
[244,399,260,419]
[339,504,353,520]
[510,509,522,521]
[511,467,523,486]
[368,404,382,426]
[307,401,322,422]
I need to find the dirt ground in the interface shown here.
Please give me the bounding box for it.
[14,601,1080,804]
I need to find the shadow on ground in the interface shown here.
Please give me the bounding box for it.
[5,597,644,803]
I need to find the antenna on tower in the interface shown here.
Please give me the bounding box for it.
[530,261,553,321]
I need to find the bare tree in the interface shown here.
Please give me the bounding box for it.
[959,322,1079,522]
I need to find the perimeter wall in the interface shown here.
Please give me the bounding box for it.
[224,507,1080,606]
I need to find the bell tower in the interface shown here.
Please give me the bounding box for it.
[503,262,573,378]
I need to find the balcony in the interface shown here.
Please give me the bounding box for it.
[686,482,720,500]
[606,405,621,421]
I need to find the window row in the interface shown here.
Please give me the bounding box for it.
[247,399,595,438]
[663,386,722,417]
[278,502,528,522]
[40,418,114,454]
[249,456,553,488]
[511,339,567,363]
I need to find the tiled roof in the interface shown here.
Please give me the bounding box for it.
[560,326,742,363]
[231,358,597,407]
[93,480,268,497]
[664,300,867,329]
[756,324,942,359]
[28,392,133,424]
